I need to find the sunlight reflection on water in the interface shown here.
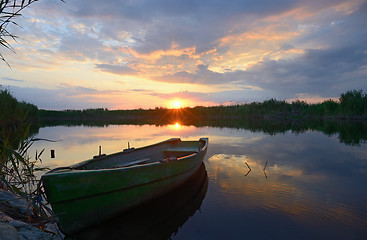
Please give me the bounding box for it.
[31,124,367,239]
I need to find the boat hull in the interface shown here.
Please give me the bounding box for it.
[41,138,208,235]
[73,163,208,239]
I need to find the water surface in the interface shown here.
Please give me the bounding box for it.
[32,123,367,239]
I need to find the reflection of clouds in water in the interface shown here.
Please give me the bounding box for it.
[208,153,305,178]
[206,131,367,180]
[205,153,365,230]
[209,135,264,147]
[338,143,367,161]
[208,154,257,177]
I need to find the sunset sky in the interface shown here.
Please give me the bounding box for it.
[1,0,367,110]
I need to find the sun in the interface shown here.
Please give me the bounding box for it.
[172,100,182,109]
[167,99,189,109]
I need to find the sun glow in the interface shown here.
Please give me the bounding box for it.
[171,100,182,109]
[167,122,183,131]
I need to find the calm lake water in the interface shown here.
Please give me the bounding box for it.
[31,123,367,239]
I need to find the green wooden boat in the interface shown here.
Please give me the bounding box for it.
[41,137,208,235]
[74,163,208,239]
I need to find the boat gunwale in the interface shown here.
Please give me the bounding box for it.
[70,137,181,168]
[43,138,208,176]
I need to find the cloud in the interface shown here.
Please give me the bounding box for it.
[2,77,24,83]
[154,64,238,84]
[96,64,138,75]
[57,83,103,96]
[2,0,367,109]
[244,42,367,96]
[151,38,367,100]
[5,84,117,110]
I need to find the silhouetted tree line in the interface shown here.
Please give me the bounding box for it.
[38,90,367,123]
[1,88,366,146]
[2,89,366,125]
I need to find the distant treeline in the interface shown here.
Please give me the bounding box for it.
[1,89,367,126]
[1,88,367,146]
[38,89,367,123]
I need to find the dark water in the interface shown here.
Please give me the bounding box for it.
[32,123,367,239]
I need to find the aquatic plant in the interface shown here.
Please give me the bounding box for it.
[0,89,54,231]
[0,0,40,65]
[0,88,38,169]
[0,126,47,193]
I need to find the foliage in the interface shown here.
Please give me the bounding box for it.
[0,0,40,65]
[0,129,54,229]
[0,126,47,195]
[0,88,38,124]
[339,89,367,116]
[0,88,53,228]
[0,88,40,188]
[37,90,367,124]
[0,88,41,190]
[35,89,367,147]
[0,88,38,159]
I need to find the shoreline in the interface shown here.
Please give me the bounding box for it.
[0,189,62,240]
[37,113,367,123]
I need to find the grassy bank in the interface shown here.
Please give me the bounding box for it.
[0,88,45,195]
[0,89,39,170]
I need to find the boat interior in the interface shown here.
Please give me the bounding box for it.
[72,139,206,170]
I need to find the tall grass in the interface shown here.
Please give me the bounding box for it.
[0,88,44,195]
[0,88,53,229]
[0,88,39,171]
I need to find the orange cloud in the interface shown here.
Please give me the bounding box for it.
[117,45,200,63]
[220,29,299,47]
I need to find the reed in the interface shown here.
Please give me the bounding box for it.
[0,0,42,65]
[0,88,54,231]
[0,88,45,192]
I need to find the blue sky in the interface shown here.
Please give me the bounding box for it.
[1,0,367,110]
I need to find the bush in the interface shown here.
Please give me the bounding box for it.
[339,89,367,116]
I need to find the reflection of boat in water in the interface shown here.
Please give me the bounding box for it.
[72,163,209,240]
[42,138,208,234]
